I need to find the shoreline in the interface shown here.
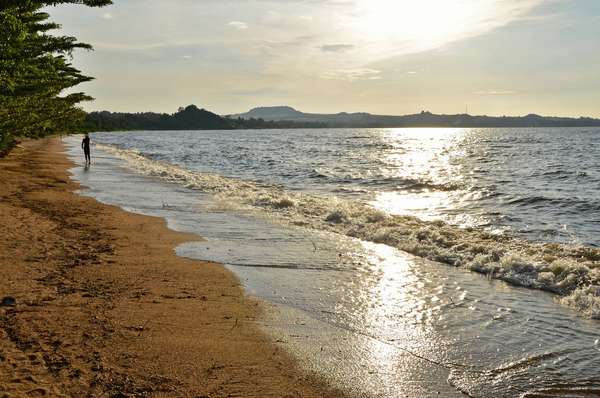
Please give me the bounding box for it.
[0,138,343,397]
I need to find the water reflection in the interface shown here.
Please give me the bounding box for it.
[360,242,452,394]
[372,128,478,227]
[371,190,451,220]
[380,128,464,183]
[255,236,600,398]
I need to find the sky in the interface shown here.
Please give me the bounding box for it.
[49,0,600,117]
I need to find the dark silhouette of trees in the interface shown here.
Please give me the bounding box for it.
[84,106,236,131]
[0,0,111,152]
[83,105,327,131]
[84,106,600,131]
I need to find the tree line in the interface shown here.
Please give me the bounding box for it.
[66,106,600,133]
[84,105,327,131]
[0,0,111,153]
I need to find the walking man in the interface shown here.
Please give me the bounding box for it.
[82,133,91,164]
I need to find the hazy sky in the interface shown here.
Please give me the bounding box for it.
[50,0,600,117]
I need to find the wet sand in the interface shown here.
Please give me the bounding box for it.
[0,137,343,397]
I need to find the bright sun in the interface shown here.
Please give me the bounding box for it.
[346,0,524,54]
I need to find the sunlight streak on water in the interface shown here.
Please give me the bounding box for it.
[371,190,450,219]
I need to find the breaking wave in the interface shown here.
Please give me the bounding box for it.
[448,351,600,398]
[97,143,600,318]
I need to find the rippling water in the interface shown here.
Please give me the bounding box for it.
[63,129,600,397]
[92,128,600,246]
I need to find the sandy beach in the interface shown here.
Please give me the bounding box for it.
[0,137,343,397]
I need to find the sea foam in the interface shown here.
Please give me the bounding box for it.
[97,144,600,318]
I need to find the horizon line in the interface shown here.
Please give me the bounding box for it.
[86,105,600,121]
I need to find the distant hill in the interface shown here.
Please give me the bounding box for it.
[230,106,600,128]
[237,106,305,120]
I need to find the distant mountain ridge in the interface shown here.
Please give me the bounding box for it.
[230,106,600,128]
[84,104,600,132]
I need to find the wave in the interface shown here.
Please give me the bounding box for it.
[309,168,460,192]
[506,196,600,214]
[97,144,600,318]
[521,388,600,398]
[507,196,553,206]
[448,351,600,398]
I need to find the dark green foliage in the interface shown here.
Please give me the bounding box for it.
[0,128,17,156]
[0,0,111,148]
[0,1,111,9]
[83,105,327,131]
[84,105,236,131]
[172,105,235,130]
[229,116,327,130]
[85,111,174,131]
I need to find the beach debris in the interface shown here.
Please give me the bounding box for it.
[127,325,146,332]
[0,296,16,307]
[228,317,239,333]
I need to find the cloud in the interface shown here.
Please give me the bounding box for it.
[322,68,381,81]
[228,21,248,30]
[340,0,547,61]
[319,44,355,53]
[49,0,585,117]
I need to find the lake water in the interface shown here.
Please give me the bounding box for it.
[64,128,600,398]
[90,128,600,246]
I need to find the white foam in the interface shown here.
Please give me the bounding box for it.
[97,144,600,317]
